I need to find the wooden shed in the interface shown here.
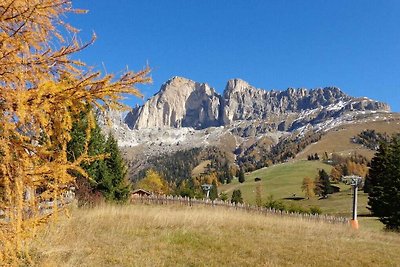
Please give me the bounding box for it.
[131,189,152,198]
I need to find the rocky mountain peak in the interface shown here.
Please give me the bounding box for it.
[224,78,251,93]
[124,76,222,130]
[124,76,390,130]
[162,76,193,90]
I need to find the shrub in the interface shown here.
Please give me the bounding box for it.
[309,206,322,215]
[231,189,243,204]
[264,195,286,211]
[287,203,308,214]
[219,192,228,201]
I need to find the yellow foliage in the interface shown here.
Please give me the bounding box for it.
[330,167,342,182]
[201,172,219,185]
[191,172,220,188]
[136,170,169,195]
[0,0,150,264]
[346,160,369,178]
[301,177,316,199]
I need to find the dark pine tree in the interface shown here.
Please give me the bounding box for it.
[217,172,226,184]
[363,174,372,194]
[368,137,400,230]
[103,133,131,202]
[209,180,218,201]
[367,142,389,219]
[314,169,333,198]
[238,168,245,183]
[67,108,131,203]
[231,189,243,204]
[385,137,400,229]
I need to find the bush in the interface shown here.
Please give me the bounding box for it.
[287,203,308,214]
[264,195,286,211]
[309,206,322,215]
[231,189,243,204]
[219,192,228,201]
[264,195,322,215]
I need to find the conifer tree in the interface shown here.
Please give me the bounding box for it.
[238,168,245,183]
[367,142,389,218]
[314,169,333,198]
[102,134,130,202]
[363,174,372,194]
[209,180,218,200]
[68,114,107,205]
[226,171,233,184]
[368,137,400,230]
[67,110,130,203]
[231,189,243,204]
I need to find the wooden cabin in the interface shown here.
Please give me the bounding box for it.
[131,189,152,198]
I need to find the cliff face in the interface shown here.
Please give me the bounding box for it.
[125,77,223,130]
[222,79,353,123]
[124,76,390,130]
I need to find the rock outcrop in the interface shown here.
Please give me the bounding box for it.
[125,77,223,130]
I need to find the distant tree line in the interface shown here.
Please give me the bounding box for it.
[307,153,320,161]
[134,146,236,186]
[135,147,202,184]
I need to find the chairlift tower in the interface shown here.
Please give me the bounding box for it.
[342,175,363,229]
[201,184,212,199]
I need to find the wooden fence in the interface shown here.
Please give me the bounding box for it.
[131,195,350,225]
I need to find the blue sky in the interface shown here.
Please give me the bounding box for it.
[66,0,400,111]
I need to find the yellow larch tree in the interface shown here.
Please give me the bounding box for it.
[301,176,316,199]
[0,0,150,264]
[136,169,169,195]
[330,166,343,182]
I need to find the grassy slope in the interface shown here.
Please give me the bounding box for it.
[220,160,332,204]
[296,115,400,160]
[219,160,381,229]
[191,160,211,177]
[30,205,400,267]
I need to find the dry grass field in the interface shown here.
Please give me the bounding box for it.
[29,204,400,267]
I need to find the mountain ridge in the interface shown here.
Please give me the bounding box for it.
[124,76,390,130]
